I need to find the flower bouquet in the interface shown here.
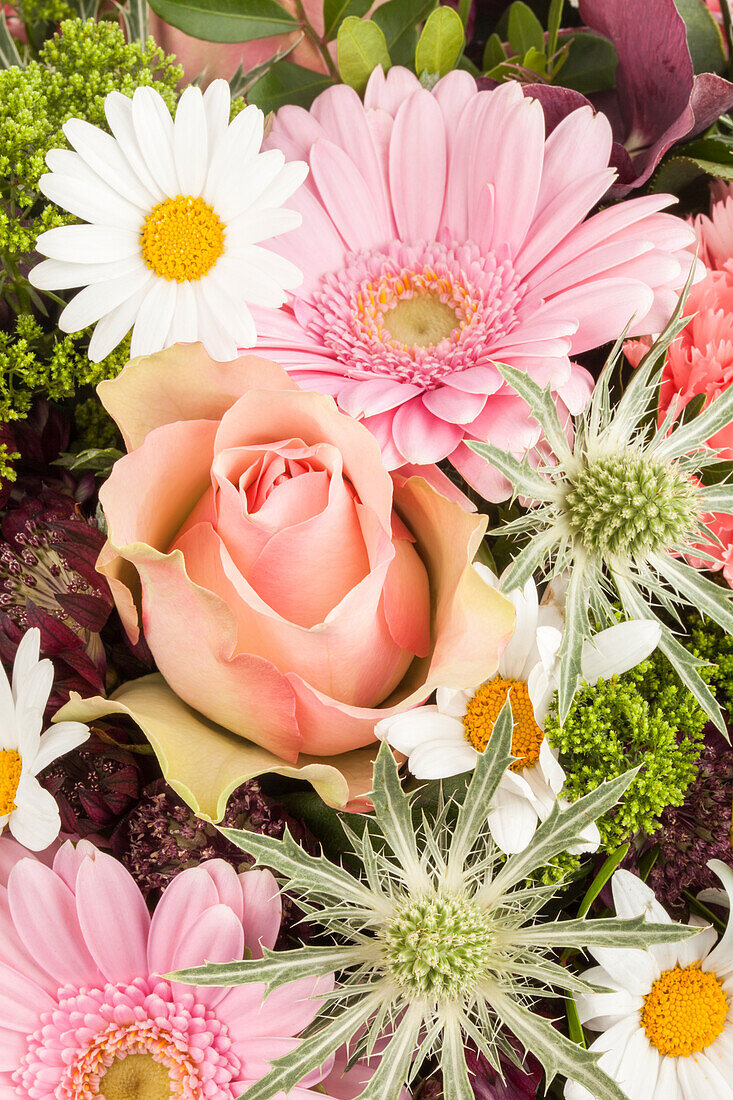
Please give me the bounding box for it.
[2,0,733,1097]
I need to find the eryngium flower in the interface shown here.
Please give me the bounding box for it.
[174,705,697,1100]
[469,289,733,731]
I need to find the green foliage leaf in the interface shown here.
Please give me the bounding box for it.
[0,11,23,67]
[372,0,437,66]
[555,31,618,94]
[170,943,359,992]
[674,0,727,75]
[547,0,564,57]
[511,913,700,949]
[576,844,630,919]
[147,0,298,42]
[246,59,333,111]
[337,15,391,92]
[415,5,464,77]
[323,0,371,41]
[507,1,544,56]
[482,31,506,70]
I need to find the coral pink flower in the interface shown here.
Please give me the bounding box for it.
[625,266,733,589]
[252,67,699,500]
[692,180,733,269]
[0,836,348,1099]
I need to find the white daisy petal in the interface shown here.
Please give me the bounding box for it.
[675,923,718,968]
[246,158,310,211]
[39,172,143,231]
[199,269,258,348]
[215,255,288,309]
[35,224,140,264]
[435,686,471,718]
[129,278,178,357]
[611,868,671,924]
[29,255,144,291]
[59,267,148,333]
[215,148,285,222]
[0,663,16,750]
[8,775,61,852]
[615,1025,661,1100]
[205,104,264,205]
[706,1029,733,1082]
[131,85,178,196]
[407,739,479,780]
[15,659,53,760]
[677,1052,733,1100]
[534,624,563,675]
[498,576,540,680]
[225,244,303,292]
[202,78,231,155]
[227,207,302,246]
[376,708,466,756]
[654,1054,685,1100]
[581,619,661,684]
[487,786,539,854]
[174,85,208,196]
[87,280,152,362]
[703,860,733,975]
[190,287,240,361]
[104,90,165,202]
[11,628,41,701]
[62,116,157,208]
[591,945,659,996]
[537,737,565,794]
[568,815,600,855]
[526,662,554,727]
[167,279,199,346]
[31,722,90,777]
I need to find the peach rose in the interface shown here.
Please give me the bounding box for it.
[96,344,514,765]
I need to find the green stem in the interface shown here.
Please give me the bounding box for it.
[293,0,339,79]
[457,0,472,30]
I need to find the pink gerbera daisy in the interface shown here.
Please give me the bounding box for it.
[252,67,699,500]
[0,838,345,1100]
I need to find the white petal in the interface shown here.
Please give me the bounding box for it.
[676,922,718,968]
[131,86,178,196]
[215,148,285,222]
[616,1025,661,1100]
[29,255,145,291]
[15,659,53,760]
[247,158,309,210]
[487,786,539,854]
[9,776,61,851]
[677,1052,733,1100]
[407,739,479,779]
[198,270,257,348]
[581,620,661,684]
[612,868,669,922]
[499,576,539,680]
[435,686,471,718]
[205,103,264,206]
[174,85,208,196]
[706,1029,733,1084]
[62,116,157,208]
[87,280,152,362]
[59,267,148,333]
[568,816,601,855]
[11,628,40,699]
[166,280,199,345]
[591,945,659,996]
[474,562,500,589]
[129,277,177,357]
[376,707,465,755]
[214,255,287,309]
[0,661,16,749]
[226,207,302,246]
[31,722,90,776]
[203,78,231,154]
[35,225,140,264]
[537,737,565,794]
[654,1054,684,1100]
[104,90,165,202]
[39,171,143,231]
[703,860,733,975]
[224,244,302,291]
[535,624,563,674]
[526,663,554,727]
[192,289,240,361]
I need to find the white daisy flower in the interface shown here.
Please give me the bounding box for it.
[29,81,308,363]
[376,566,661,854]
[0,629,89,850]
[566,863,733,1100]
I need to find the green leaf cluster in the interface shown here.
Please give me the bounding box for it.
[545,649,708,850]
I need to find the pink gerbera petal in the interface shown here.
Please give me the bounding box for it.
[254,69,698,498]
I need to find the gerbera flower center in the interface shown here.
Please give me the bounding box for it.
[381,893,494,1000]
[140,196,225,282]
[382,291,460,347]
[0,749,22,816]
[463,678,544,771]
[100,1053,171,1100]
[306,240,524,388]
[564,451,700,561]
[641,963,728,1057]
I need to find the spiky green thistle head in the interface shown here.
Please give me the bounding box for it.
[172,706,698,1100]
[467,285,733,732]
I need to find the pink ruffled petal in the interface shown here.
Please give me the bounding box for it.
[74,850,150,983]
[240,868,281,957]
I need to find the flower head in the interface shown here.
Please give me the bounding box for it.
[176,709,698,1100]
[29,81,308,362]
[0,839,351,1099]
[566,863,733,1100]
[253,66,698,499]
[0,627,89,850]
[470,293,733,731]
[377,568,659,854]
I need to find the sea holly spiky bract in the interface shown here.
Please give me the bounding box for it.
[172,704,697,1100]
[468,288,733,730]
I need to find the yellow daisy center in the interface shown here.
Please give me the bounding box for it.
[140,196,225,282]
[100,1053,172,1100]
[463,677,544,771]
[0,749,22,816]
[642,963,728,1057]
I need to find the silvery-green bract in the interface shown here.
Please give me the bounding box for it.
[469,291,733,730]
[173,705,696,1100]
